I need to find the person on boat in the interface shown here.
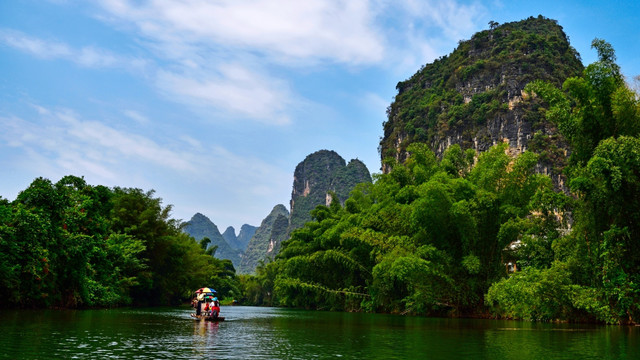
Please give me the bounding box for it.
[204,301,212,316]
[194,292,202,315]
[211,297,220,318]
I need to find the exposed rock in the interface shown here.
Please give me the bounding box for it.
[289,150,372,231]
[222,226,236,248]
[235,224,257,251]
[380,16,583,188]
[238,204,289,274]
[238,150,372,274]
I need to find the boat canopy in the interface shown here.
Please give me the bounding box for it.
[195,287,217,301]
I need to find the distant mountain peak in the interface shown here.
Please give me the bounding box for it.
[238,204,290,274]
[183,213,242,269]
[238,150,372,274]
[289,149,372,231]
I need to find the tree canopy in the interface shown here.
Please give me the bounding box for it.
[245,39,640,325]
[0,176,241,308]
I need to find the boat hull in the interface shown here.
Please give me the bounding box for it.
[190,313,225,321]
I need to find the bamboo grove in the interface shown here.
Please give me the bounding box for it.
[2,40,639,324]
[0,177,240,308]
[244,40,640,324]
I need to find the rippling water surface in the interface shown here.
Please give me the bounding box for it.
[1,306,638,359]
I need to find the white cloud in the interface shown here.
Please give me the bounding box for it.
[0,29,71,58]
[401,0,485,41]
[0,28,147,70]
[89,0,485,124]
[2,1,486,129]
[0,107,194,178]
[97,0,385,65]
[156,64,293,125]
[123,109,150,125]
[0,104,291,223]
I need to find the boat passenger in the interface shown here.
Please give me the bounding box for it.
[211,297,220,318]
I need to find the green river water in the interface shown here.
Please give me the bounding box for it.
[0,306,638,359]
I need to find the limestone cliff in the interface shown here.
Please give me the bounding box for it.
[289,150,372,231]
[235,224,257,251]
[221,225,257,251]
[222,226,237,249]
[380,16,583,186]
[238,150,372,274]
[238,204,290,274]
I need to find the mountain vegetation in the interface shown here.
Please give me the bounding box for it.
[221,225,258,252]
[380,16,583,183]
[222,227,237,249]
[234,225,258,251]
[238,150,372,275]
[486,38,640,324]
[289,150,372,231]
[183,213,243,269]
[242,19,640,324]
[238,205,290,274]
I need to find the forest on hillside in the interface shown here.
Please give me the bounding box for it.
[243,40,640,325]
[2,33,639,325]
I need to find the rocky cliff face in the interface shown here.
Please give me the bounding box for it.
[380,16,583,186]
[222,226,237,248]
[289,150,372,231]
[183,213,242,268]
[235,224,257,251]
[266,213,289,257]
[221,225,258,251]
[238,204,290,274]
[237,150,372,274]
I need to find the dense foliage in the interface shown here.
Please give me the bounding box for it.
[486,39,640,324]
[244,39,640,325]
[246,142,561,316]
[0,176,241,308]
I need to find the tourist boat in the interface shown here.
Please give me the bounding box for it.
[190,313,225,321]
[191,287,224,321]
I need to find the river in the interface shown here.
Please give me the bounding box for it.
[0,306,638,359]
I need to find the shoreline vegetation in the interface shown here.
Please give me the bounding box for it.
[235,37,640,326]
[2,23,640,325]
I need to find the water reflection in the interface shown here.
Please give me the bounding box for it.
[192,320,219,356]
[0,306,638,359]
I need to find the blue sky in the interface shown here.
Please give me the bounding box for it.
[1,0,639,231]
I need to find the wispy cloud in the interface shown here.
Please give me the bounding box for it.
[0,108,195,179]
[90,0,485,123]
[96,0,385,65]
[0,29,71,58]
[0,104,290,214]
[1,1,487,128]
[156,64,293,125]
[123,109,150,125]
[401,0,486,42]
[0,28,147,70]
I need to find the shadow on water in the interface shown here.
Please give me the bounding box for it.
[0,306,638,359]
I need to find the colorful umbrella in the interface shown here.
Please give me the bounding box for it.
[197,287,215,293]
